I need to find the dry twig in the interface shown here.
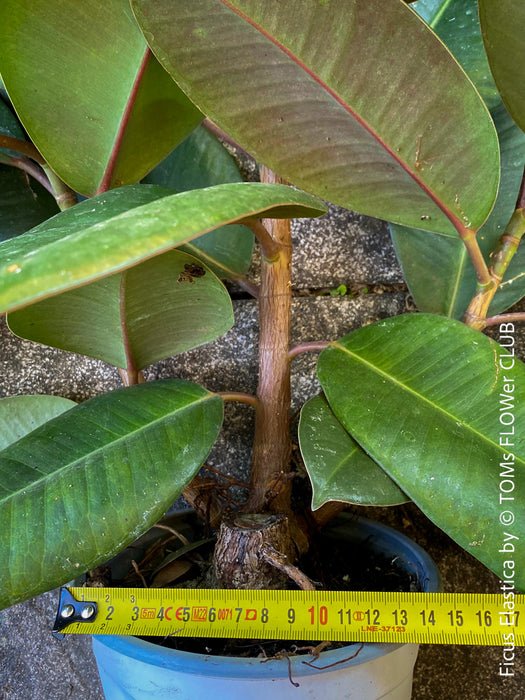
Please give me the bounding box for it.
[261,544,316,591]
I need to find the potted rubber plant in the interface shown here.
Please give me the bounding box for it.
[0,0,524,698]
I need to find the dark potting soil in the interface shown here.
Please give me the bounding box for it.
[108,514,424,660]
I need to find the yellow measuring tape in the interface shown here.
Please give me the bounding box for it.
[53,587,523,646]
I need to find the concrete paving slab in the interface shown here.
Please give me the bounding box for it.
[0,590,103,700]
[291,204,404,289]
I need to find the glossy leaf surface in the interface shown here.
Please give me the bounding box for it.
[144,125,241,194]
[132,0,499,234]
[478,0,525,132]
[414,0,499,109]
[144,126,254,278]
[0,395,75,450]
[0,182,326,313]
[318,314,525,590]
[8,250,234,370]
[0,0,203,195]
[391,105,525,317]
[391,0,525,318]
[0,380,223,608]
[299,395,408,510]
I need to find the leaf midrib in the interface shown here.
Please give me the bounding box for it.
[331,341,525,466]
[0,391,216,502]
[218,0,466,235]
[316,449,365,505]
[304,398,403,503]
[429,0,454,28]
[447,245,468,317]
[317,437,361,488]
[96,48,151,194]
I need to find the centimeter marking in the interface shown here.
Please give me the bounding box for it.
[59,588,524,646]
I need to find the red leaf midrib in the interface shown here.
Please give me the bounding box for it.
[96,49,151,195]
[217,0,467,235]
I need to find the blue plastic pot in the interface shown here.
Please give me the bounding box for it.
[92,514,441,699]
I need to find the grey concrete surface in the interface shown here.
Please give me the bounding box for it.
[0,591,103,700]
[0,199,524,699]
[291,204,404,289]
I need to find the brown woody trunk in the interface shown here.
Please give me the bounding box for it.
[243,168,293,514]
[214,513,295,589]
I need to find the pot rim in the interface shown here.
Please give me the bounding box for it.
[93,513,441,677]
[93,633,415,679]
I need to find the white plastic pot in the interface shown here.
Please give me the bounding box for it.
[92,515,441,699]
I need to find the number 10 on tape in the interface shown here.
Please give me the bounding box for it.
[53,588,524,646]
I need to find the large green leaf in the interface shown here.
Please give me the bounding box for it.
[0,395,75,450]
[0,182,326,313]
[390,1,525,318]
[0,0,203,195]
[8,250,234,370]
[318,314,525,590]
[131,0,499,235]
[478,0,525,132]
[391,105,525,318]
[414,0,499,109]
[299,395,408,510]
[144,125,242,194]
[144,126,254,278]
[0,379,223,609]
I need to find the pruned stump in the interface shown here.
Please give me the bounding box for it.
[214,513,295,589]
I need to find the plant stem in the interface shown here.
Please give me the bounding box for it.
[233,275,260,299]
[458,227,492,286]
[245,219,281,260]
[289,341,330,360]
[0,134,77,209]
[41,165,77,211]
[489,209,525,283]
[260,544,316,590]
[483,312,525,328]
[202,464,250,489]
[214,513,296,588]
[118,270,143,386]
[0,134,45,164]
[243,167,293,514]
[6,156,54,195]
[218,391,258,409]
[463,165,525,329]
[183,474,224,530]
[464,206,525,329]
[118,367,145,386]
